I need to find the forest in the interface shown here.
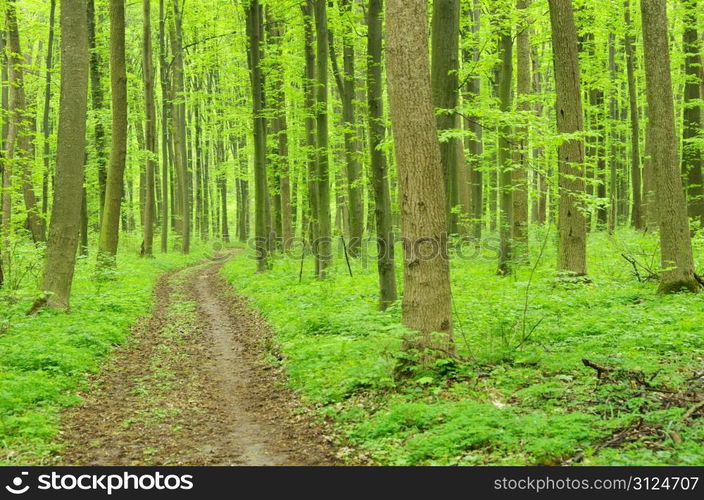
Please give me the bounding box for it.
[0,0,703,469]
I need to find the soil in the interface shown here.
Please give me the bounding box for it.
[59,257,337,466]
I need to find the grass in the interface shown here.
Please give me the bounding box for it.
[0,243,206,465]
[221,227,704,465]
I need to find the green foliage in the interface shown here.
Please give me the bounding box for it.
[0,247,203,465]
[222,229,704,465]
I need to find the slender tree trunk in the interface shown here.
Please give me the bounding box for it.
[97,0,128,264]
[40,0,89,310]
[159,0,169,252]
[40,0,56,217]
[88,0,107,220]
[302,1,319,276]
[387,0,453,349]
[431,0,460,235]
[329,0,363,256]
[247,0,268,272]
[169,0,189,254]
[512,0,530,260]
[682,0,703,225]
[141,0,156,256]
[640,0,699,293]
[6,0,45,243]
[1,34,9,278]
[314,0,332,277]
[624,0,642,230]
[607,34,619,234]
[367,0,397,310]
[548,0,587,276]
[464,1,483,240]
[497,31,513,275]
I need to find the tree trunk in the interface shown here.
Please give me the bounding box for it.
[607,34,619,234]
[431,0,460,235]
[386,0,453,349]
[6,0,45,243]
[40,0,57,217]
[169,0,190,254]
[463,0,483,240]
[97,0,127,265]
[497,31,513,275]
[40,0,89,310]
[682,0,703,225]
[141,0,156,256]
[247,0,268,272]
[548,0,587,276]
[314,0,332,278]
[158,0,169,252]
[88,0,107,220]
[302,1,319,276]
[624,0,642,230]
[640,0,699,293]
[367,0,398,310]
[329,0,363,256]
[512,0,530,260]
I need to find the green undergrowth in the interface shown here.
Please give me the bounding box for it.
[221,228,704,465]
[0,242,207,465]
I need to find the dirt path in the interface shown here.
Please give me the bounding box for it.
[60,258,337,466]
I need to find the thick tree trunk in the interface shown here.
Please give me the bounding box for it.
[431,0,460,235]
[682,0,703,225]
[548,0,587,276]
[640,0,698,293]
[386,0,454,349]
[367,0,398,310]
[141,0,156,256]
[97,0,127,265]
[40,0,89,310]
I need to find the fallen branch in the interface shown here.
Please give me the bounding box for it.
[681,400,704,422]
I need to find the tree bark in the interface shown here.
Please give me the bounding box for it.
[169,0,190,254]
[640,0,699,293]
[367,0,398,310]
[247,0,268,272]
[97,0,127,265]
[624,0,642,230]
[40,0,57,218]
[329,0,363,257]
[513,0,530,260]
[141,0,156,256]
[387,0,454,349]
[497,30,513,275]
[682,0,703,225]
[548,0,587,276]
[431,0,460,235]
[41,0,89,310]
[314,0,332,278]
[6,0,45,243]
